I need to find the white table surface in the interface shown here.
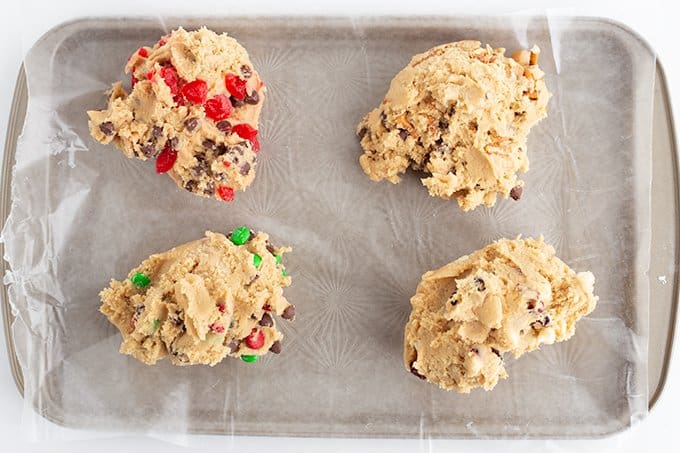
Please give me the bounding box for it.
[0,0,676,451]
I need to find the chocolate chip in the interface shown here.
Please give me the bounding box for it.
[184,180,198,192]
[142,144,157,158]
[151,125,163,139]
[215,144,228,156]
[265,242,276,255]
[439,118,449,130]
[398,129,409,140]
[471,347,480,355]
[543,315,550,326]
[216,120,232,133]
[244,90,259,105]
[527,300,536,310]
[474,278,486,291]
[259,312,273,327]
[358,127,368,139]
[99,121,115,136]
[168,137,179,149]
[230,95,244,108]
[240,162,251,176]
[203,181,215,196]
[450,299,458,306]
[228,339,240,353]
[450,166,457,175]
[184,118,198,132]
[510,186,523,201]
[409,361,426,380]
[240,65,252,78]
[281,305,295,320]
[202,139,216,149]
[491,347,501,358]
[269,340,282,354]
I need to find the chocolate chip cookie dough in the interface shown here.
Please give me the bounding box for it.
[88,27,265,202]
[404,237,597,392]
[357,41,550,211]
[100,229,294,366]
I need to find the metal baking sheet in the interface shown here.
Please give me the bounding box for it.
[0,16,677,439]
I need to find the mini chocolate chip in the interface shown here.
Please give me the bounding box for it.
[269,340,282,354]
[99,121,115,136]
[230,95,244,108]
[474,278,486,291]
[240,162,251,176]
[228,339,240,353]
[543,316,550,326]
[358,127,368,139]
[259,313,273,327]
[240,65,252,78]
[282,305,295,320]
[450,166,457,175]
[142,144,157,158]
[184,118,198,132]
[204,181,215,196]
[380,112,388,128]
[216,120,232,133]
[184,180,198,192]
[215,144,229,156]
[398,129,409,140]
[491,347,501,358]
[510,186,523,201]
[151,125,163,139]
[244,90,259,105]
[439,118,449,130]
[450,299,458,306]
[527,300,536,310]
[265,242,276,255]
[202,139,216,149]
[168,137,179,149]
[410,361,426,380]
[471,348,480,355]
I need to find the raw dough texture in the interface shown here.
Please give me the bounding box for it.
[100,229,294,366]
[403,237,597,392]
[357,41,550,211]
[88,27,265,202]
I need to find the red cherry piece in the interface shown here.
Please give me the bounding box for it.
[131,74,139,88]
[160,66,180,95]
[180,79,208,104]
[233,123,258,142]
[146,70,156,80]
[204,95,232,121]
[245,328,265,349]
[217,186,235,202]
[155,144,178,174]
[209,323,225,333]
[225,73,248,100]
[251,136,260,153]
[218,304,226,313]
[158,37,168,47]
[223,161,231,168]
[138,48,148,58]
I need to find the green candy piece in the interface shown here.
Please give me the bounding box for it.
[241,355,258,363]
[152,319,160,331]
[282,269,288,277]
[230,227,250,245]
[253,253,262,268]
[131,272,151,288]
[275,255,282,265]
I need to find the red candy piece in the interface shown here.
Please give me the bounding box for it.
[146,70,156,80]
[223,161,231,168]
[217,186,235,202]
[233,123,258,141]
[155,143,178,173]
[251,136,260,153]
[262,304,271,311]
[245,328,265,349]
[138,48,148,58]
[204,95,232,121]
[209,323,225,333]
[160,66,180,96]
[218,303,226,313]
[181,79,208,104]
[158,37,168,47]
[225,73,247,100]
[131,74,139,88]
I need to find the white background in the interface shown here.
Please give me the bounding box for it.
[0,0,676,451]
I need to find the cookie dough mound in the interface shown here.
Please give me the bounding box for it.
[88,27,265,202]
[357,41,550,211]
[404,237,597,392]
[100,229,294,366]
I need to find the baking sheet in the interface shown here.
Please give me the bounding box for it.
[0,16,657,438]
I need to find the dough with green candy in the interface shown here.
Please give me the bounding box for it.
[357,41,550,211]
[404,237,597,392]
[100,229,294,366]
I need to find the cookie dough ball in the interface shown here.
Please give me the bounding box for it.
[357,41,550,211]
[404,237,597,392]
[87,27,265,202]
[100,229,294,366]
